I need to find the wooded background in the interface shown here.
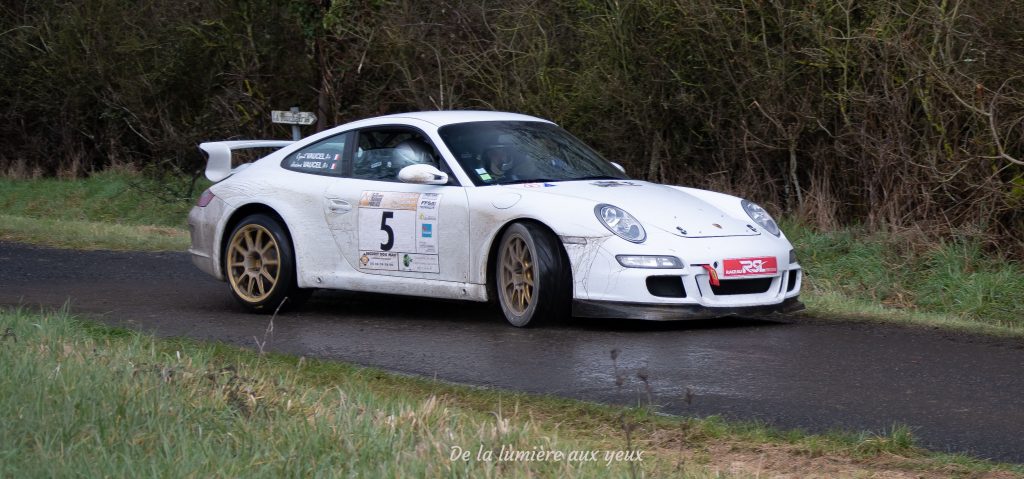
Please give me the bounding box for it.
[2,0,1022,247]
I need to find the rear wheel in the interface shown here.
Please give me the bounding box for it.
[495,223,570,327]
[224,214,307,312]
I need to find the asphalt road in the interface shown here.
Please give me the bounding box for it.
[1,242,1022,462]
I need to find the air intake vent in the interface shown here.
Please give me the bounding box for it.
[646,276,686,298]
[710,277,773,295]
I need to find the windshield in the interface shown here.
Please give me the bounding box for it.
[438,121,627,186]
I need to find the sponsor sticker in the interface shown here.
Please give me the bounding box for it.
[399,253,440,273]
[358,191,419,210]
[520,183,558,188]
[363,192,384,208]
[591,180,640,187]
[418,196,438,210]
[722,257,778,277]
[359,251,399,270]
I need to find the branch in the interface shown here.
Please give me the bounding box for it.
[945,75,1024,166]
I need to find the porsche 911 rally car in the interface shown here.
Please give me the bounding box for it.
[188,111,803,326]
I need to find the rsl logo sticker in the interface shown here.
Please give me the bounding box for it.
[723,257,778,277]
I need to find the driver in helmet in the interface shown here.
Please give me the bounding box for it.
[394,138,436,167]
[484,145,514,181]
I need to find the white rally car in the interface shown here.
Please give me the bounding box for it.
[188,111,803,326]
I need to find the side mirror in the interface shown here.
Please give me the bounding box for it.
[398,164,449,185]
[611,162,626,174]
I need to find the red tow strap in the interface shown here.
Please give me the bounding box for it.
[701,264,721,287]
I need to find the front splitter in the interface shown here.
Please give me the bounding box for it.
[572,296,805,321]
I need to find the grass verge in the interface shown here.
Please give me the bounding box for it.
[0,170,195,251]
[1,307,1020,477]
[0,214,188,251]
[785,221,1024,335]
[0,170,199,227]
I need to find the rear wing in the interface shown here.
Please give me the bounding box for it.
[199,140,294,182]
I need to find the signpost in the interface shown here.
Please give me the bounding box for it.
[271,106,317,140]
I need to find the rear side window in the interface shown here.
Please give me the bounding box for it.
[281,133,348,175]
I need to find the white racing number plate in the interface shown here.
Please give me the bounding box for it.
[357,191,441,273]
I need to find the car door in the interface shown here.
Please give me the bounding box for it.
[323,124,471,284]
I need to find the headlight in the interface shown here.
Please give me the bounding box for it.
[594,204,646,243]
[741,200,780,237]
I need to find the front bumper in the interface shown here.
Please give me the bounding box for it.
[563,232,803,315]
[573,296,805,320]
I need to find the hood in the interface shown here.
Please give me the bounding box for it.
[505,180,759,238]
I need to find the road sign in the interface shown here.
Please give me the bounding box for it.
[273,107,316,140]
[271,110,317,126]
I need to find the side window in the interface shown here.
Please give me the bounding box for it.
[351,128,442,182]
[281,133,348,176]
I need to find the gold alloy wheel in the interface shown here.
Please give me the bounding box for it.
[500,235,535,315]
[227,224,281,303]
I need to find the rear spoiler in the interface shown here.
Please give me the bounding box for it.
[199,140,294,182]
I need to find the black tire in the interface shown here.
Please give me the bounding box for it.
[223,214,308,313]
[495,222,571,327]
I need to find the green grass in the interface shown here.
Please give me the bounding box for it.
[785,220,1024,333]
[2,308,1020,477]
[0,170,199,251]
[0,170,199,227]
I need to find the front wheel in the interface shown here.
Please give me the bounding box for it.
[495,222,571,327]
[224,214,307,313]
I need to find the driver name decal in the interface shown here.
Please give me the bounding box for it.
[722,257,778,277]
[357,191,441,273]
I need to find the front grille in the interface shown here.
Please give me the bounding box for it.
[710,277,774,295]
[646,275,686,298]
[787,270,799,292]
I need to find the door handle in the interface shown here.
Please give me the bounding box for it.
[326,198,352,213]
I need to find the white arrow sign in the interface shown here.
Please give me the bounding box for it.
[271,110,317,125]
